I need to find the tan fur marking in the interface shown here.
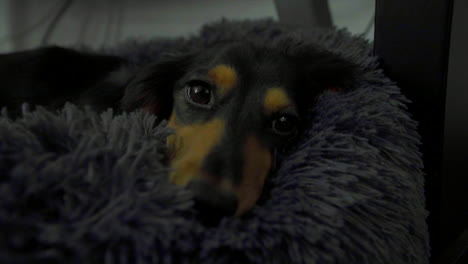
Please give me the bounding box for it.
[208,64,237,96]
[263,88,292,115]
[166,115,225,186]
[235,135,272,215]
[167,111,177,128]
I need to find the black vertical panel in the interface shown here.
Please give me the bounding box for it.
[374,0,455,260]
[441,0,468,262]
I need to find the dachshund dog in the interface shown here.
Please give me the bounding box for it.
[0,41,356,221]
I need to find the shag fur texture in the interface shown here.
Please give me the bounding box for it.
[0,20,429,263]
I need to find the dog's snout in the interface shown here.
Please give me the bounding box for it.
[187,178,238,224]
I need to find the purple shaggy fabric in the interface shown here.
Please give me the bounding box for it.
[0,20,429,263]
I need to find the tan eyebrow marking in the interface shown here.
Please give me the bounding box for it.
[263,87,292,115]
[208,64,237,96]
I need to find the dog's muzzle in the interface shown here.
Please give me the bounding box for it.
[186,178,238,225]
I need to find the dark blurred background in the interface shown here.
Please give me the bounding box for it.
[0,0,375,52]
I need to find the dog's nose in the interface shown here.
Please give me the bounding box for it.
[186,178,238,225]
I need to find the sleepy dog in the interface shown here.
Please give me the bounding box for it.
[0,40,356,221]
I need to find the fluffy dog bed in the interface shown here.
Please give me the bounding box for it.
[0,20,429,264]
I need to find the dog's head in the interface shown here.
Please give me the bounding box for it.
[121,41,356,220]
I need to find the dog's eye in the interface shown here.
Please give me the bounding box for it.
[185,81,212,106]
[272,114,298,136]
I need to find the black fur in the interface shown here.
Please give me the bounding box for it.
[0,46,124,117]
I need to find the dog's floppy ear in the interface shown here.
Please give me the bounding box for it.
[121,52,193,119]
[297,47,358,92]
